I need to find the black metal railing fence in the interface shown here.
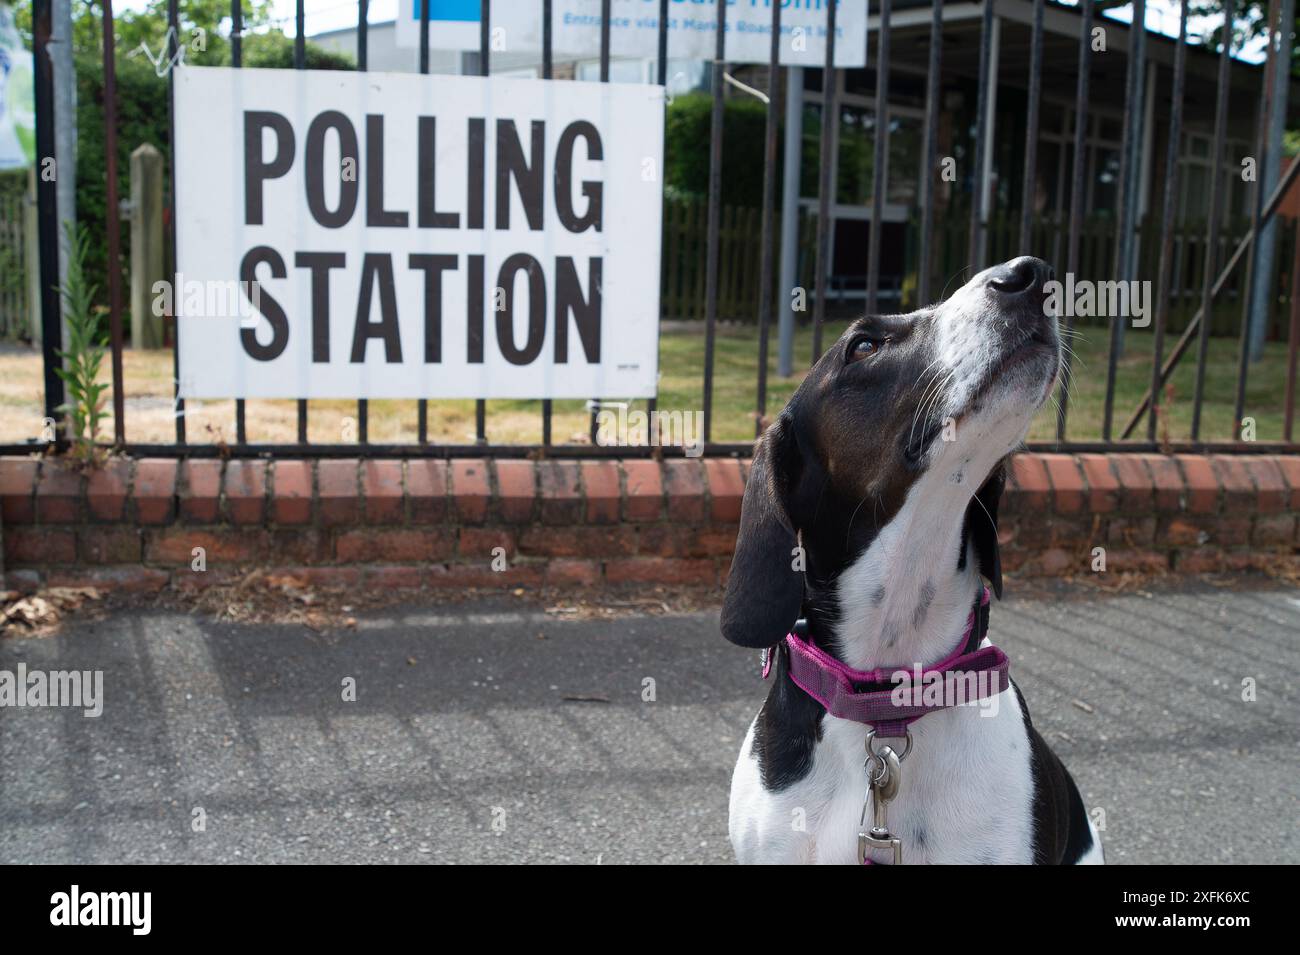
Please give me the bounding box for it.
[15,0,1300,459]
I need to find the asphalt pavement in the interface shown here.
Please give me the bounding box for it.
[1,580,1296,864]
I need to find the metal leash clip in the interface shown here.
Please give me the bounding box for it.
[858,732,909,865]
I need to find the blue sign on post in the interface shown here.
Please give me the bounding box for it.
[408,0,481,23]
[396,0,485,51]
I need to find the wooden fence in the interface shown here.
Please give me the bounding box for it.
[660,196,826,323]
[0,188,29,340]
[663,195,1298,340]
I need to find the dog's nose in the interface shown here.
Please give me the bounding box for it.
[985,257,1053,297]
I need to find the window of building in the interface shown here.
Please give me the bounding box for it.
[1178,132,1254,223]
[799,72,923,216]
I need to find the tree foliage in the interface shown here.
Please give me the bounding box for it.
[664,91,775,208]
[1188,0,1298,75]
[6,0,353,312]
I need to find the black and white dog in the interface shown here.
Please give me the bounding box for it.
[722,256,1103,865]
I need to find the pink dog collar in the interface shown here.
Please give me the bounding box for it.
[766,588,1010,736]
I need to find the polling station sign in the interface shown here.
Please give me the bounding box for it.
[395,0,867,69]
[173,66,663,399]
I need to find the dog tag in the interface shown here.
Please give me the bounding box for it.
[858,745,903,865]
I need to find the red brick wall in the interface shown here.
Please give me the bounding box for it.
[1,453,1296,593]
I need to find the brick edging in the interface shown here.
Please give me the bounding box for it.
[1,453,1297,593]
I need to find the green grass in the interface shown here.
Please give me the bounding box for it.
[1032,325,1292,444]
[648,320,1293,445]
[0,322,1291,445]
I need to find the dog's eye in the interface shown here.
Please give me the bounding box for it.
[848,337,884,363]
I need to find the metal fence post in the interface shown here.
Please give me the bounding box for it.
[916,0,942,308]
[865,0,890,317]
[701,0,726,442]
[1191,0,1235,441]
[1055,0,1094,441]
[777,65,803,375]
[168,0,185,445]
[232,0,245,444]
[476,0,489,445]
[754,0,781,435]
[587,0,612,447]
[1103,0,1146,439]
[101,0,125,446]
[1149,1,1189,443]
[31,0,63,438]
[356,0,381,445]
[810,0,837,367]
[1018,0,1044,254]
[968,0,997,274]
[540,0,553,449]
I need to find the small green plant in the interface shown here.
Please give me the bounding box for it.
[54,221,109,465]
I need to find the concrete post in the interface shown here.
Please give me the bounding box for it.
[1248,0,1294,362]
[129,143,165,348]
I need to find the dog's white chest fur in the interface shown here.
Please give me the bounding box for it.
[728,688,1036,865]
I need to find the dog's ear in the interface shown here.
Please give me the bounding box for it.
[966,462,1005,599]
[721,414,804,648]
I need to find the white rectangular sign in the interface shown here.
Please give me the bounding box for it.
[174,66,663,399]
[395,0,868,69]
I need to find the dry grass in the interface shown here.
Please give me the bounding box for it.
[0,344,601,446]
